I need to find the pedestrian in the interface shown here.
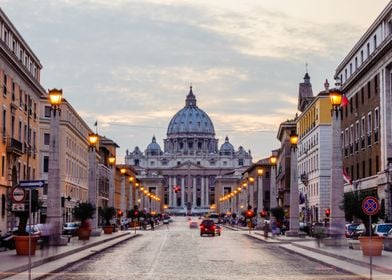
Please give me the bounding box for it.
[314,223,325,248]
[40,223,52,256]
[150,218,154,231]
[271,221,277,237]
[263,221,269,239]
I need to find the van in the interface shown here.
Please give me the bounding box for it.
[208,213,220,224]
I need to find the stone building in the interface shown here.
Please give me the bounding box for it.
[125,87,252,215]
[0,8,45,232]
[335,1,392,221]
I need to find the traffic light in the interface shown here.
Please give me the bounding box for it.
[117,210,123,217]
[325,208,330,217]
[246,210,254,218]
[134,211,139,217]
[173,186,181,193]
[260,209,268,218]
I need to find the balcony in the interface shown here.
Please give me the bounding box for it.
[6,137,24,156]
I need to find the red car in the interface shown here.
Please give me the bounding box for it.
[200,219,216,236]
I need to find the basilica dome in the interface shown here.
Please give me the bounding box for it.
[167,87,215,136]
[146,136,162,155]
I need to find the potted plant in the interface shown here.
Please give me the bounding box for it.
[101,206,116,234]
[73,202,95,240]
[11,189,41,255]
[342,191,384,256]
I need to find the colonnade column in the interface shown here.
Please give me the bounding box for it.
[193,177,196,207]
[201,177,205,206]
[169,177,173,207]
[181,177,185,207]
[206,177,209,206]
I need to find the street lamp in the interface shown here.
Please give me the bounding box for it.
[327,87,346,244]
[286,130,300,237]
[120,168,126,216]
[88,132,99,234]
[108,155,116,207]
[47,88,64,244]
[256,167,264,228]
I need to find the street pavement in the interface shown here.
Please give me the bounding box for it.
[0,218,392,280]
[226,224,392,280]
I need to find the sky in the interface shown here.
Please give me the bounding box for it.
[1,0,390,162]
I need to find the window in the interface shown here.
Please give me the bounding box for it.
[2,109,6,137]
[367,42,370,56]
[361,50,364,63]
[1,156,5,177]
[367,113,372,134]
[43,156,49,172]
[238,159,244,166]
[1,194,5,217]
[349,63,352,75]
[373,35,377,50]
[355,57,358,70]
[3,73,7,96]
[44,133,50,145]
[361,88,364,104]
[369,158,372,176]
[44,106,51,117]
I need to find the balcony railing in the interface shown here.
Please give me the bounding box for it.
[6,137,24,155]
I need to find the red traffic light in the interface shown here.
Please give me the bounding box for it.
[260,210,268,218]
[134,211,138,216]
[173,186,181,193]
[246,210,254,218]
[325,208,330,217]
[117,210,123,217]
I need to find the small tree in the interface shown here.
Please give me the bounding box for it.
[342,191,384,236]
[101,206,116,226]
[73,202,95,227]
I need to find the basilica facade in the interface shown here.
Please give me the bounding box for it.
[125,87,252,214]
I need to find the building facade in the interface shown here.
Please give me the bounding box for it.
[0,8,46,232]
[335,1,392,221]
[39,97,92,223]
[125,87,252,215]
[296,78,332,223]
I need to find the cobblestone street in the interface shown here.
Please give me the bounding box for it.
[43,217,357,280]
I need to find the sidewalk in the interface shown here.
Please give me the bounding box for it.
[224,224,392,280]
[0,230,139,280]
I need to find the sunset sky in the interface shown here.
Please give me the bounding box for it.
[2,0,390,162]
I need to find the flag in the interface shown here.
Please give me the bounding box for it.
[343,169,352,185]
[341,94,349,107]
[299,192,305,204]
[94,120,98,127]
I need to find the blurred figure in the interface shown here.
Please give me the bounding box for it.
[40,222,53,256]
[314,223,325,248]
[263,221,269,239]
[271,221,277,237]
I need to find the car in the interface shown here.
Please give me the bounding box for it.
[63,222,80,236]
[215,225,221,236]
[385,228,392,237]
[189,221,198,228]
[345,223,360,238]
[352,224,365,238]
[373,223,392,237]
[200,219,216,236]
[163,216,172,224]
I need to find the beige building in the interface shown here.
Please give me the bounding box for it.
[0,8,46,232]
[39,97,92,223]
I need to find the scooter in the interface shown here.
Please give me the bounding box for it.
[0,231,15,250]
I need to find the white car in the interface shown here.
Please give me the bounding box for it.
[373,223,392,237]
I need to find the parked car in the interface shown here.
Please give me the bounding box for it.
[352,224,365,239]
[385,228,392,237]
[63,222,80,236]
[345,223,360,238]
[200,219,216,236]
[373,223,392,237]
[163,216,172,224]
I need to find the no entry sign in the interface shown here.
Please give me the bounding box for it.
[11,187,26,203]
[362,196,380,216]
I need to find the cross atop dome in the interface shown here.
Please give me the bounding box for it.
[186,84,197,107]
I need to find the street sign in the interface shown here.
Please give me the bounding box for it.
[362,196,380,216]
[12,203,25,211]
[19,180,45,189]
[11,187,26,203]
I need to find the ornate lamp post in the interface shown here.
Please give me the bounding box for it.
[120,168,126,216]
[248,176,255,209]
[327,88,346,244]
[270,155,277,209]
[88,132,100,234]
[108,155,116,207]
[47,88,63,244]
[128,176,134,211]
[286,130,300,237]
[256,167,264,228]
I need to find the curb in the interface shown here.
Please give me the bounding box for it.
[0,232,138,280]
